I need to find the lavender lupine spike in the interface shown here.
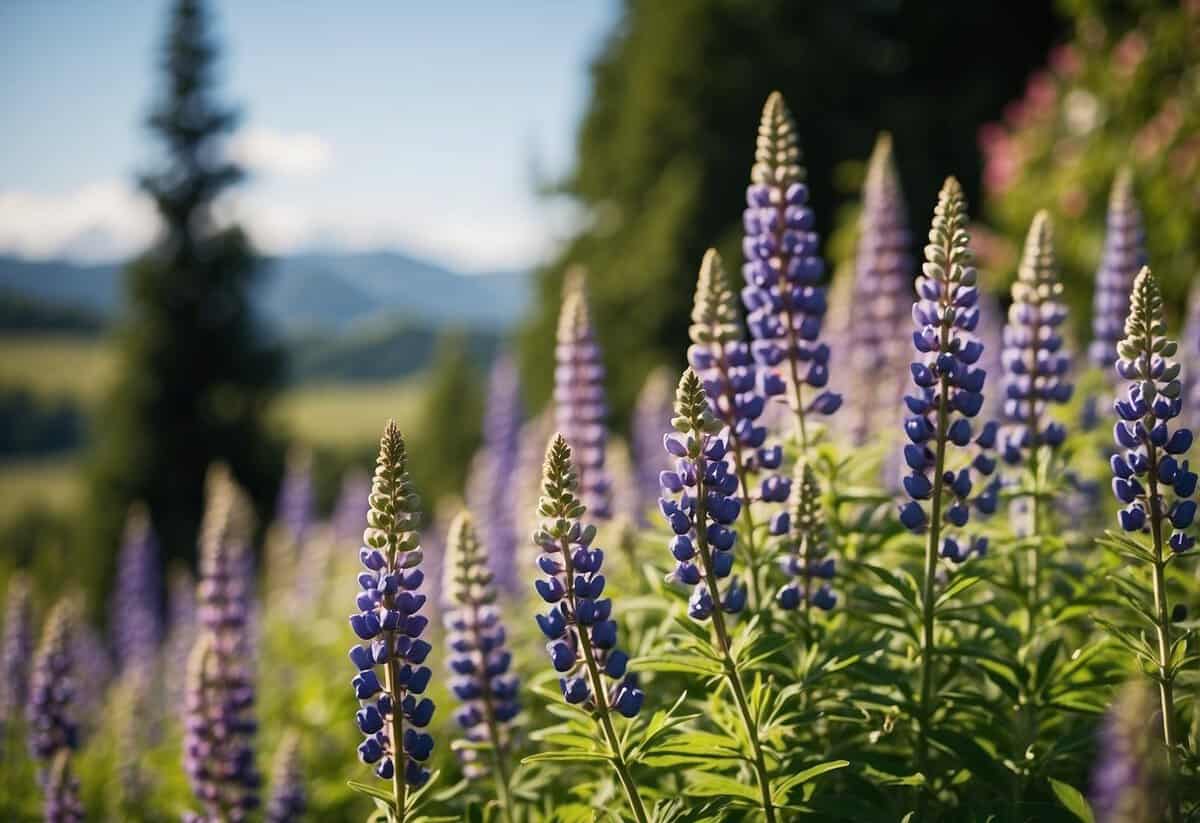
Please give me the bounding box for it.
[1108,266,1195,818]
[276,448,315,546]
[164,565,197,705]
[265,730,306,823]
[630,367,675,519]
[26,599,77,764]
[974,285,1006,422]
[443,512,518,819]
[1089,168,1147,369]
[1,573,33,731]
[742,92,842,450]
[776,460,836,613]
[688,249,789,608]
[555,269,613,519]
[845,133,914,444]
[533,434,648,821]
[333,470,371,544]
[1184,282,1200,431]
[1090,682,1166,823]
[348,421,435,809]
[184,467,260,821]
[659,368,778,823]
[901,179,999,806]
[467,355,524,596]
[44,749,84,823]
[111,503,163,669]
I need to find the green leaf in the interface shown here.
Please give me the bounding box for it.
[521,751,613,764]
[1049,778,1095,823]
[770,760,849,804]
[686,772,763,801]
[936,574,982,609]
[348,780,397,806]
[636,654,724,676]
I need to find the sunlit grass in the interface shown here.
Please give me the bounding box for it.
[0,454,82,517]
[274,376,426,450]
[0,334,116,407]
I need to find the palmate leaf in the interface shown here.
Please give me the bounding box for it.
[1049,777,1096,823]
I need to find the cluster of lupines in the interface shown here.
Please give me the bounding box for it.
[659,368,747,619]
[776,460,836,612]
[845,133,914,444]
[630,367,675,519]
[467,355,524,596]
[742,91,841,447]
[443,512,519,809]
[110,503,162,669]
[26,600,77,764]
[898,177,999,562]
[1089,168,1147,370]
[265,731,306,823]
[1089,682,1166,823]
[1,573,32,730]
[348,421,436,797]
[184,467,260,821]
[554,269,613,519]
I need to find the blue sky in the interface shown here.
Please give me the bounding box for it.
[0,1,618,270]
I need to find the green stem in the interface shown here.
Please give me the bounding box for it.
[695,451,777,823]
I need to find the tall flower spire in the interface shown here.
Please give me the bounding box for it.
[443,511,518,820]
[776,459,836,613]
[44,749,84,823]
[348,422,435,818]
[554,268,612,519]
[845,133,914,444]
[26,599,77,764]
[265,730,306,823]
[742,91,842,450]
[1,573,33,733]
[1089,682,1166,823]
[276,447,315,547]
[630,367,675,521]
[111,502,163,669]
[1089,168,1147,369]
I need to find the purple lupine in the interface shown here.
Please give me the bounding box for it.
[26,599,77,763]
[443,512,519,816]
[1089,168,1147,369]
[554,269,613,519]
[276,448,316,547]
[348,421,436,797]
[845,133,914,445]
[533,433,647,819]
[333,470,371,544]
[1184,282,1200,431]
[776,460,836,613]
[974,284,1006,422]
[1089,682,1165,823]
[265,730,306,823]
[111,503,163,669]
[630,367,675,519]
[164,565,197,705]
[466,355,524,596]
[742,91,842,450]
[184,466,260,821]
[44,749,84,823]
[1,573,33,731]
[660,368,748,619]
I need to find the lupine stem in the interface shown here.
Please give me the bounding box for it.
[694,451,777,823]
[558,534,648,823]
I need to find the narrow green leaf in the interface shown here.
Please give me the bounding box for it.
[1049,778,1095,823]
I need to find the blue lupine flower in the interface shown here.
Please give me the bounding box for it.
[265,730,306,823]
[26,600,78,763]
[1089,682,1165,823]
[44,750,84,823]
[688,248,790,531]
[1089,168,1147,369]
[443,511,520,781]
[741,92,841,446]
[845,133,914,444]
[1000,211,1073,464]
[348,421,435,788]
[1110,266,1197,552]
[631,367,675,523]
[660,369,748,619]
[777,460,836,611]
[533,434,643,719]
[467,354,524,596]
[555,268,613,519]
[185,467,260,819]
[1,574,33,732]
[111,503,163,669]
[898,177,997,562]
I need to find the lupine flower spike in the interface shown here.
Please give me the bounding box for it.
[277,448,315,547]
[27,599,78,766]
[777,459,837,616]
[687,248,789,608]
[1000,212,1072,596]
[45,749,84,823]
[660,368,778,823]
[846,133,914,444]
[1090,682,1166,823]
[555,268,613,519]
[265,730,306,823]
[533,434,647,821]
[348,421,436,817]
[111,502,163,670]
[631,367,675,521]
[444,511,519,821]
[900,178,998,804]
[1,573,33,733]
[1184,281,1200,430]
[1107,265,1195,821]
[742,91,842,451]
[1089,168,1147,370]
[184,468,260,822]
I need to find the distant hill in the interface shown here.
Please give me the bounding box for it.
[0,250,530,334]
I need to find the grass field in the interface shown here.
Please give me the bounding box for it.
[0,333,116,407]
[273,376,425,449]
[0,455,82,518]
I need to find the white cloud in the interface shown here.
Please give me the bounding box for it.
[0,180,157,262]
[228,127,333,177]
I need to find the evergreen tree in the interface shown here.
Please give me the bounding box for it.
[87,0,282,581]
